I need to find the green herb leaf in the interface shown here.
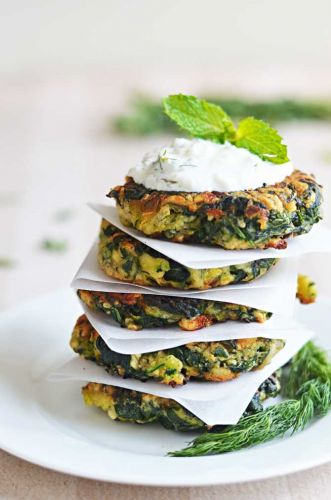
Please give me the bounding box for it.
[163,95,289,164]
[235,117,289,164]
[41,239,68,252]
[285,341,331,399]
[163,94,235,143]
[0,257,15,268]
[169,341,331,457]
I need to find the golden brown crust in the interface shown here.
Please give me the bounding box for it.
[77,289,271,331]
[108,170,322,249]
[71,315,284,386]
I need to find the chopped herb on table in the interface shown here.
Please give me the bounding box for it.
[169,341,331,457]
[0,257,15,268]
[41,239,68,252]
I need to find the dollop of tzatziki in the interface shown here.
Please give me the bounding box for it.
[128,138,293,192]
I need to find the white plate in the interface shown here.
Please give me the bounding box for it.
[0,289,330,486]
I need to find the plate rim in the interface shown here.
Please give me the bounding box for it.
[1,439,331,487]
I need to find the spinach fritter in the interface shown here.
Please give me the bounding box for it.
[70,315,284,386]
[78,289,271,331]
[98,219,277,290]
[82,372,281,431]
[108,170,322,250]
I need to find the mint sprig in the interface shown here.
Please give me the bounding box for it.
[163,94,289,164]
[163,94,235,143]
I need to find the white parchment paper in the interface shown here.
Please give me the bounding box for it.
[81,304,306,354]
[72,242,298,315]
[89,202,331,268]
[48,326,313,425]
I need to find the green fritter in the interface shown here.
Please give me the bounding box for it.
[108,170,322,250]
[70,315,284,386]
[82,372,281,431]
[78,289,271,331]
[98,219,277,290]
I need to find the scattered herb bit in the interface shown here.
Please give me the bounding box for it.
[163,94,288,164]
[297,274,318,304]
[111,307,122,323]
[169,341,331,457]
[41,239,68,252]
[0,257,15,268]
[113,95,331,136]
[147,363,165,374]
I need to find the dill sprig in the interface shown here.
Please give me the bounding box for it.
[169,341,331,457]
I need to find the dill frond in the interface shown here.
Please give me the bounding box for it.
[169,341,331,457]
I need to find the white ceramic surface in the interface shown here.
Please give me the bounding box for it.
[0,289,330,486]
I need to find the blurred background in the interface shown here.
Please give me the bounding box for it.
[1,0,331,309]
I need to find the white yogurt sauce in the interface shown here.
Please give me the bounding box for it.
[128,138,293,192]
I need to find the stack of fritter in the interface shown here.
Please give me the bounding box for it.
[69,96,323,432]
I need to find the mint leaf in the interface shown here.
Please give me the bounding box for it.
[235,117,289,164]
[163,95,290,164]
[163,94,235,142]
